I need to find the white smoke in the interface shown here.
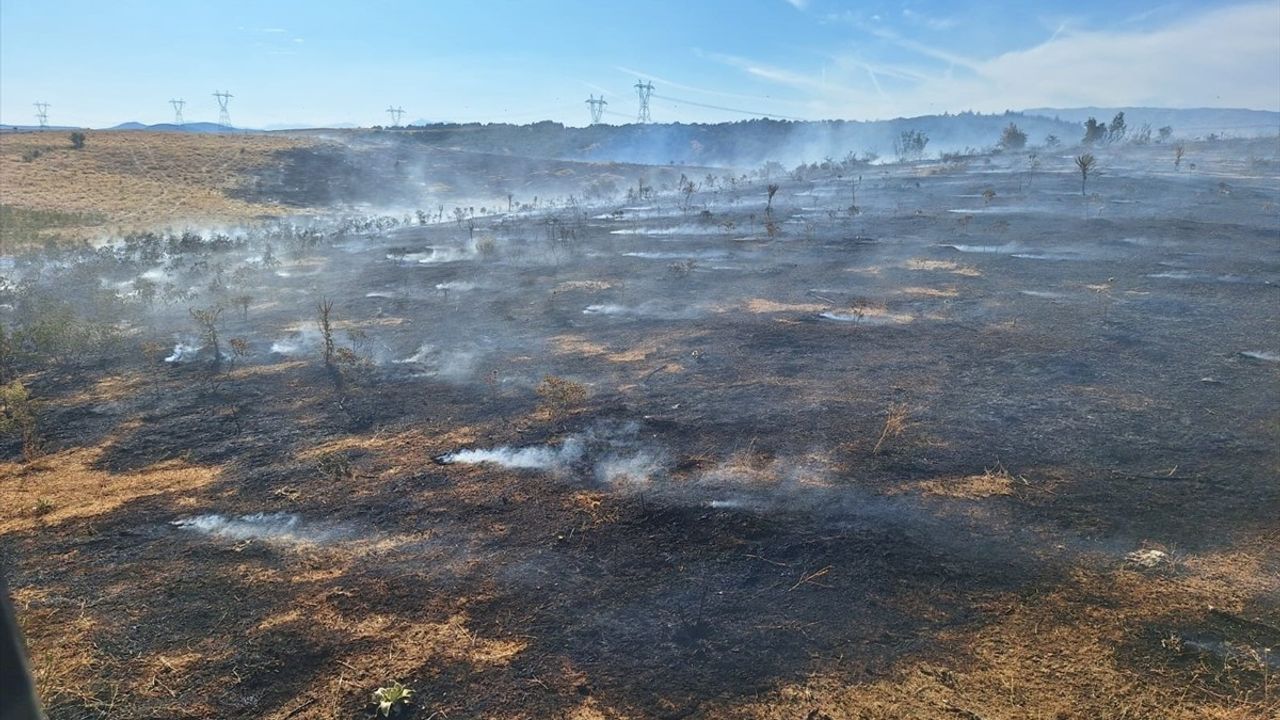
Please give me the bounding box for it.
[171,512,341,544]
[394,343,481,381]
[436,281,478,292]
[165,342,202,363]
[819,312,910,326]
[439,437,586,470]
[270,323,324,356]
[595,450,667,491]
[943,242,1020,254]
[438,422,667,484]
[388,246,474,265]
[582,302,700,319]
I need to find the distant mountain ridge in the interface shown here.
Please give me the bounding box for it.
[108,121,245,133]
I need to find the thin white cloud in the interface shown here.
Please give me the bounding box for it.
[901,8,957,31]
[615,64,803,106]
[782,0,808,9]
[720,2,1280,117]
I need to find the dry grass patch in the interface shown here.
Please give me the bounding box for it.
[744,298,829,314]
[898,285,960,298]
[11,586,112,714]
[553,335,610,357]
[0,131,317,244]
[913,465,1023,498]
[553,280,614,293]
[904,258,982,277]
[726,538,1280,719]
[552,334,670,363]
[871,403,914,455]
[0,445,219,534]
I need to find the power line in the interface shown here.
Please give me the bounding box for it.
[170,98,185,125]
[386,106,405,126]
[33,102,49,128]
[652,93,809,121]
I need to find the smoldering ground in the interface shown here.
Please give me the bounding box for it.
[3,132,1279,719]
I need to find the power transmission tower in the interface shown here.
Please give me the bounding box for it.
[634,80,654,123]
[170,98,186,125]
[33,102,50,129]
[385,106,405,127]
[585,95,607,125]
[212,91,233,126]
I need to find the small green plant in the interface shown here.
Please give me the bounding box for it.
[668,259,696,278]
[316,450,356,482]
[318,298,336,368]
[537,375,588,418]
[0,380,41,461]
[189,305,224,367]
[228,338,249,369]
[69,132,86,150]
[371,681,414,717]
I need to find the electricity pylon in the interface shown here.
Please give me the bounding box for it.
[170,99,186,125]
[586,95,607,125]
[634,80,654,123]
[386,106,405,126]
[33,102,50,128]
[212,91,233,126]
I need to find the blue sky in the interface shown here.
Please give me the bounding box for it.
[2,1,1277,128]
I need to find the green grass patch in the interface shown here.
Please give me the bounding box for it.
[0,204,106,253]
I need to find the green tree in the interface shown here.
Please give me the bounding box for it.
[999,123,1028,150]
[1107,112,1127,143]
[1082,117,1107,145]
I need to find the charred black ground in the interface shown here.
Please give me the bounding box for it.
[2,134,1278,719]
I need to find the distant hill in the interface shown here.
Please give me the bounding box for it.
[390,111,1083,167]
[1023,107,1279,139]
[1,125,83,132]
[106,121,247,133]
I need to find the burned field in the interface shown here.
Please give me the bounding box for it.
[2,136,1279,718]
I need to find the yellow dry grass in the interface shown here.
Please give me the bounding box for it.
[744,299,829,314]
[0,445,220,534]
[553,280,615,293]
[898,285,960,298]
[726,538,1280,719]
[552,333,674,363]
[0,130,316,243]
[911,467,1019,498]
[10,586,113,714]
[904,258,982,277]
